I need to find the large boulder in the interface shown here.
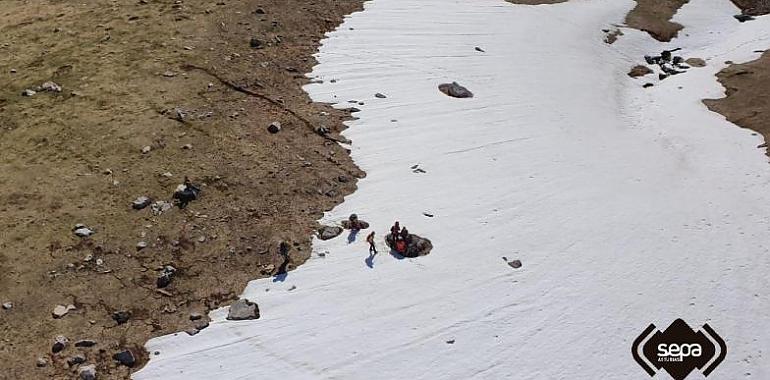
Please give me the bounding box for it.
[318,226,343,240]
[340,219,369,230]
[386,233,433,258]
[227,299,260,321]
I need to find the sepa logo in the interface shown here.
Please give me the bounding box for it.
[632,319,726,380]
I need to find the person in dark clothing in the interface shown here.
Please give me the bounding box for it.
[366,231,377,254]
[400,226,410,242]
[390,221,400,240]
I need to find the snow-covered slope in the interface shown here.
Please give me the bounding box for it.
[135,0,770,378]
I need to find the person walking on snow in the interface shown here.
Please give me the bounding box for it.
[366,231,377,254]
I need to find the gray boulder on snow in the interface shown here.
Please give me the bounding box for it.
[226,299,260,321]
[438,82,474,98]
[318,226,343,240]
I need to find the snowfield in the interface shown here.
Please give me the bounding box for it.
[136,0,770,379]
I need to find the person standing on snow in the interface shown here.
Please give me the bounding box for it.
[366,231,377,254]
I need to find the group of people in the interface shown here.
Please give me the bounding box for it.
[348,214,411,255]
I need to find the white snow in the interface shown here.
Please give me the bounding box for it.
[135,0,770,379]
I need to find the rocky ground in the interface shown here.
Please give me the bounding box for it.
[0,0,362,379]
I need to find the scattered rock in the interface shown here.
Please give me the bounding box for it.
[438,82,474,98]
[21,89,37,97]
[446,339,455,344]
[182,143,193,150]
[162,70,176,77]
[74,339,97,348]
[79,364,96,380]
[734,14,755,22]
[41,81,62,93]
[112,310,131,324]
[189,312,203,321]
[685,57,706,67]
[508,259,522,269]
[36,357,47,367]
[226,299,260,320]
[157,265,177,288]
[267,121,282,134]
[113,349,136,367]
[141,145,152,154]
[375,92,387,98]
[318,226,343,240]
[337,175,349,183]
[73,225,95,237]
[151,200,173,215]
[136,241,148,250]
[643,83,654,88]
[67,354,86,366]
[249,37,263,49]
[475,46,485,52]
[2,302,12,310]
[52,335,68,353]
[628,65,653,78]
[132,196,152,210]
[52,304,75,319]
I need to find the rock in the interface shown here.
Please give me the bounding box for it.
[132,196,152,210]
[341,219,370,230]
[267,121,281,134]
[141,145,151,154]
[136,241,148,250]
[173,181,200,208]
[74,339,97,348]
[685,58,706,67]
[52,335,68,353]
[627,65,653,78]
[73,225,95,237]
[438,82,473,98]
[475,46,485,52]
[112,310,131,324]
[151,200,173,215]
[162,70,176,77]
[2,302,12,310]
[52,304,73,319]
[735,14,755,22]
[508,259,522,269]
[36,357,47,367]
[374,93,387,98]
[194,320,209,331]
[226,299,260,320]
[79,364,96,380]
[182,143,193,150]
[157,265,177,288]
[21,89,36,97]
[41,81,62,93]
[337,175,349,183]
[189,312,203,321]
[113,349,136,367]
[446,339,455,344]
[643,83,654,88]
[318,226,343,240]
[249,37,263,49]
[67,354,86,366]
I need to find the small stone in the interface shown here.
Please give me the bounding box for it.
[685,58,706,67]
[438,82,473,98]
[112,310,131,324]
[21,89,36,97]
[226,299,260,321]
[475,46,485,52]
[136,241,148,250]
[52,335,68,353]
[2,302,12,310]
[161,172,174,178]
[734,14,755,22]
[113,349,136,367]
[41,81,62,93]
[74,339,97,348]
[141,145,151,154]
[189,312,203,321]
[162,70,176,77]
[508,259,522,269]
[643,83,654,88]
[67,354,86,366]
[52,304,71,319]
[627,65,653,78]
[132,196,152,210]
[197,236,206,243]
[374,93,387,98]
[79,364,96,380]
[151,200,173,215]
[36,357,47,367]
[182,143,193,150]
[267,121,281,134]
[249,37,263,49]
[337,175,349,183]
[73,226,95,237]
[446,339,455,344]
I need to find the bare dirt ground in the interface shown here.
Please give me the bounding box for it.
[0,0,362,378]
[705,51,770,156]
[625,0,690,42]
